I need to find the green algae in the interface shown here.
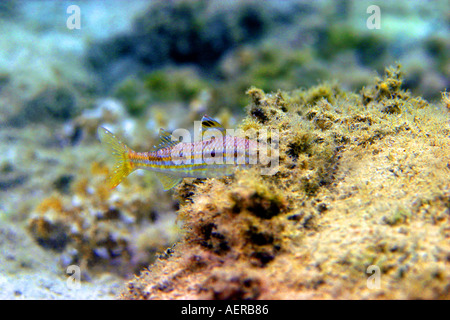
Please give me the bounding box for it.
[144,68,209,103]
[114,78,150,117]
[381,206,411,226]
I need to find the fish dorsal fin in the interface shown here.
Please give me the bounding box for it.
[154,172,182,191]
[156,128,180,150]
[201,115,226,133]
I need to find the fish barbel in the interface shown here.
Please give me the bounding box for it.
[98,115,258,190]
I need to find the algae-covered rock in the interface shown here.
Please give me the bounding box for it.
[87,0,276,85]
[93,0,448,118]
[0,0,17,19]
[27,161,180,278]
[11,86,78,126]
[121,65,450,299]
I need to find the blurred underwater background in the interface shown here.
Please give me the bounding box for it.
[0,0,448,299]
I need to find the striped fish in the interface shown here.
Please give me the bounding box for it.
[98,115,258,190]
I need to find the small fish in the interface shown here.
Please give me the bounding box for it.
[98,115,258,190]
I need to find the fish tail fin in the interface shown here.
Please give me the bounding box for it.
[98,127,135,189]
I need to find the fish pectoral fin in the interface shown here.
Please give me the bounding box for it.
[154,172,182,191]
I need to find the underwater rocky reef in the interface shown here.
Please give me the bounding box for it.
[89,0,449,114]
[0,0,448,300]
[120,65,450,299]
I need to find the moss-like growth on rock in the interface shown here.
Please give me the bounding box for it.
[121,65,450,299]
